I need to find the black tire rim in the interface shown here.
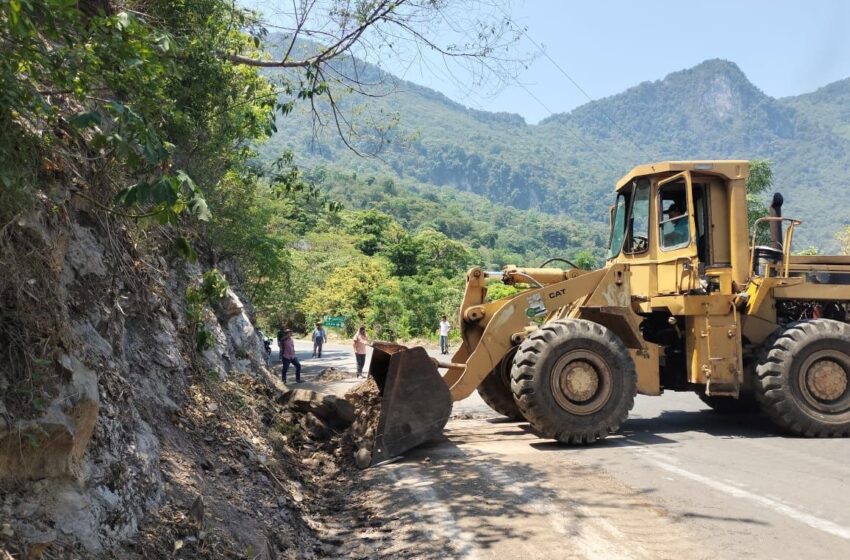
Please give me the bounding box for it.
[797,349,850,415]
[550,349,612,415]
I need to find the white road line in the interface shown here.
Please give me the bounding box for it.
[623,439,850,541]
[387,464,481,559]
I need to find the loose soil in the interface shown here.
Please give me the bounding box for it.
[0,369,396,559]
[345,379,383,467]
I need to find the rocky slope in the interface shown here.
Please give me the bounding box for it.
[0,188,367,558]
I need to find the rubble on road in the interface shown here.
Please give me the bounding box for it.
[344,378,383,469]
[280,389,355,430]
[276,376,383,470]
[314,367,353,381]
[109,372,377,559]
[2,359,388,559]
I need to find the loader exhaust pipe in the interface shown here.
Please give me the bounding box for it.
[769,192,783,250]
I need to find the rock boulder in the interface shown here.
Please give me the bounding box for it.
[279,389,355,430]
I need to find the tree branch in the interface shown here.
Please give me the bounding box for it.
[228,0,403,68]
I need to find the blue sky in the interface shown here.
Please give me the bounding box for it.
[244,0,850,123]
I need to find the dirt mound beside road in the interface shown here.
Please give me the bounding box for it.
[118,372,363,559]
[314,367,353,382]
[345,379,383,469]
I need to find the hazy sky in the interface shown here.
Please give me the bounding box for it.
[243,0,850,124]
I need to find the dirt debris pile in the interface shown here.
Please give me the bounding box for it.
[279,388,355,442]
[344,379,383,469]
[314,367,352,382]
[116,372,356,559]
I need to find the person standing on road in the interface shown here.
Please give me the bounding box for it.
[353,325,369,378]
[311,322,326,358]
[280,329,302,384]
[276,328,285,358]
[439,314,451,355]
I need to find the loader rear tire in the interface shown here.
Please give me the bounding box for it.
[755,319,850,437]
[477,346,523,420]
[511,319,636,444]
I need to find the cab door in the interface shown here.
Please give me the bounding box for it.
[620,179,652,299]
[655,171,698,295]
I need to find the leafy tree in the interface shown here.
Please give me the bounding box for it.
[207,173,295,325]
[365,279,410,339]
[414,229,473,277]
[746,159,774,245]
[300,258,389,334]
[350,209,394,255]
[365,276,463,340]
[0,0,276,238]
[383,233,422,276]
[486,282,523,302]
[572,249,598,270]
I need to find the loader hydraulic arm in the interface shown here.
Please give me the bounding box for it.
[444,265,629,401]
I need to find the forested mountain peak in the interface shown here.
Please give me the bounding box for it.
[662,58,767,118]
[539,58,790,144]
[263,50,850,250]
[784,75,850,103]
[263,33,529,128]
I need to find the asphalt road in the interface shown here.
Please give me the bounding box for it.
[279,338,850,559]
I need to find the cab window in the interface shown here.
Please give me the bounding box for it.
[607,193,628,259]
[659,181,690,250]
[625,179,650,254]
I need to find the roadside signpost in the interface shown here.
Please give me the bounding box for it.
[323,316,345,328]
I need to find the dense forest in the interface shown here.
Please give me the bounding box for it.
[9,4,849,344]
[258,49,850,251]
[228,167,602,338]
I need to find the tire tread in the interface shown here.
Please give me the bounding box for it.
[754,319,850,437]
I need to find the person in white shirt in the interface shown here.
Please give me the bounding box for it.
[311,322,326,358]
[439,315,451,355]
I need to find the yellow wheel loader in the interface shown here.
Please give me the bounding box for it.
[365,161,850,466]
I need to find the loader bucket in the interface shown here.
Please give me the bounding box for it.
[368,342,452,466]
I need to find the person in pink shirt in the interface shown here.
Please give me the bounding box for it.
[280,329,302,383]
[353,325,369,378]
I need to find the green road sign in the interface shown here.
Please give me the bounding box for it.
[323,316,345,328]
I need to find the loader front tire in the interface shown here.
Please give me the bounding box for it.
[755,319,850,437]
[477,346,523,420]
[511,319,636,444]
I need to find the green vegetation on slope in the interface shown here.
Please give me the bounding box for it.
[9,6,850,349]
[241,167,604,339]
[258,52,850,251]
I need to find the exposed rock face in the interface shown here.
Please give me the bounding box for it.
[0,201,271,554]
[197,276,266,378]
[0,354,98,481]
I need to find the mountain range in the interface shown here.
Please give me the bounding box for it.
[258,52,850,251]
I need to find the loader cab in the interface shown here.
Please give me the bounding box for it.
[607,161,750,304]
